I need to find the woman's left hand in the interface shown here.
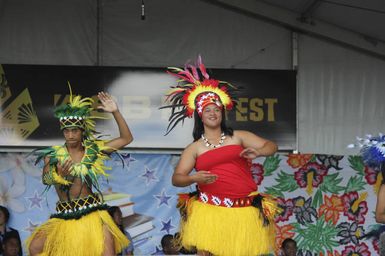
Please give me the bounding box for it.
[240,147,261,160]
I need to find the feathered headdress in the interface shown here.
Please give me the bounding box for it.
[161,56,238,135]
[348,133,385,168]
[54,83,97,139]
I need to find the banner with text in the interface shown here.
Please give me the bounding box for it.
[0,65,296,150]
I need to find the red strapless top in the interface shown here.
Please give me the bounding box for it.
[195,144,257,198]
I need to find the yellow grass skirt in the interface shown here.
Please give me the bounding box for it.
[180,200,277,256]
[26,210,129,256]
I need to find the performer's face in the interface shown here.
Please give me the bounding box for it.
[2,237,20,256]
[63,127,83,144]
[282,242,297,256]
[201,104,222,127]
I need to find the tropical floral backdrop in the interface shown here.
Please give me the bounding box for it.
[0,152,380,255]
[260,154,379,256]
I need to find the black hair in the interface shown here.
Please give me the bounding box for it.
[2,231,20,244]
[381,162,385,185]
[0,205,10,223]
[107,206,121,217]
[282,238,297,248]
[192,108,234,141]
[161,234,174,248]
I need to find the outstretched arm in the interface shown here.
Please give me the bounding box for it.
[97,92,133,151]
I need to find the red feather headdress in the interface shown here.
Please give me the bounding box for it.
[161,56,238,135]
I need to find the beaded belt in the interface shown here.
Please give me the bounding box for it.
[56,194,103,213]
[51,194,108,219]
[198,191,255,208]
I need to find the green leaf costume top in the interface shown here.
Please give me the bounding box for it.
[39,139,112,191]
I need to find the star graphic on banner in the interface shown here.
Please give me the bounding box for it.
[141,166,159,185]
[151,246,163,255]
[25,190,43,209]
[24,219,40,233]
[154,189,172,207]
[160,218,175,234]
[114,153,137,168]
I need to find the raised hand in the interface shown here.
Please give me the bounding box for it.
[239,147,261,160]
[97,92,118,113]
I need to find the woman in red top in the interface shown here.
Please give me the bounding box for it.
[162,56,280,256]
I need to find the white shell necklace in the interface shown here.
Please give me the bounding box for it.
[201,132,226,148]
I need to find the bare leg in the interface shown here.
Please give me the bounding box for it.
[198,250,213,256]
[29,234,46,256]
[103,225,115,256]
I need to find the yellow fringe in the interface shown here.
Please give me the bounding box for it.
[52,171,71,185]
[251,192,283,219]
[180,199,276,256]
[26,210,129,256]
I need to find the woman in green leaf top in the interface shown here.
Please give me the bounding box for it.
[27,86,133,256]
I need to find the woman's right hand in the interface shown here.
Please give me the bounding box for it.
[193,171,218,184]
[57,159,73,177]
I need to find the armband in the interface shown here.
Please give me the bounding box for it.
[42,171,55,185]
[42,166,72,186]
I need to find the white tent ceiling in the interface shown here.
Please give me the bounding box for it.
[203,0,385,60]
[260,0,385,42]
[1,0,384,65]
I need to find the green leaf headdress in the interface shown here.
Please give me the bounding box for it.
[54,83,96,139]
